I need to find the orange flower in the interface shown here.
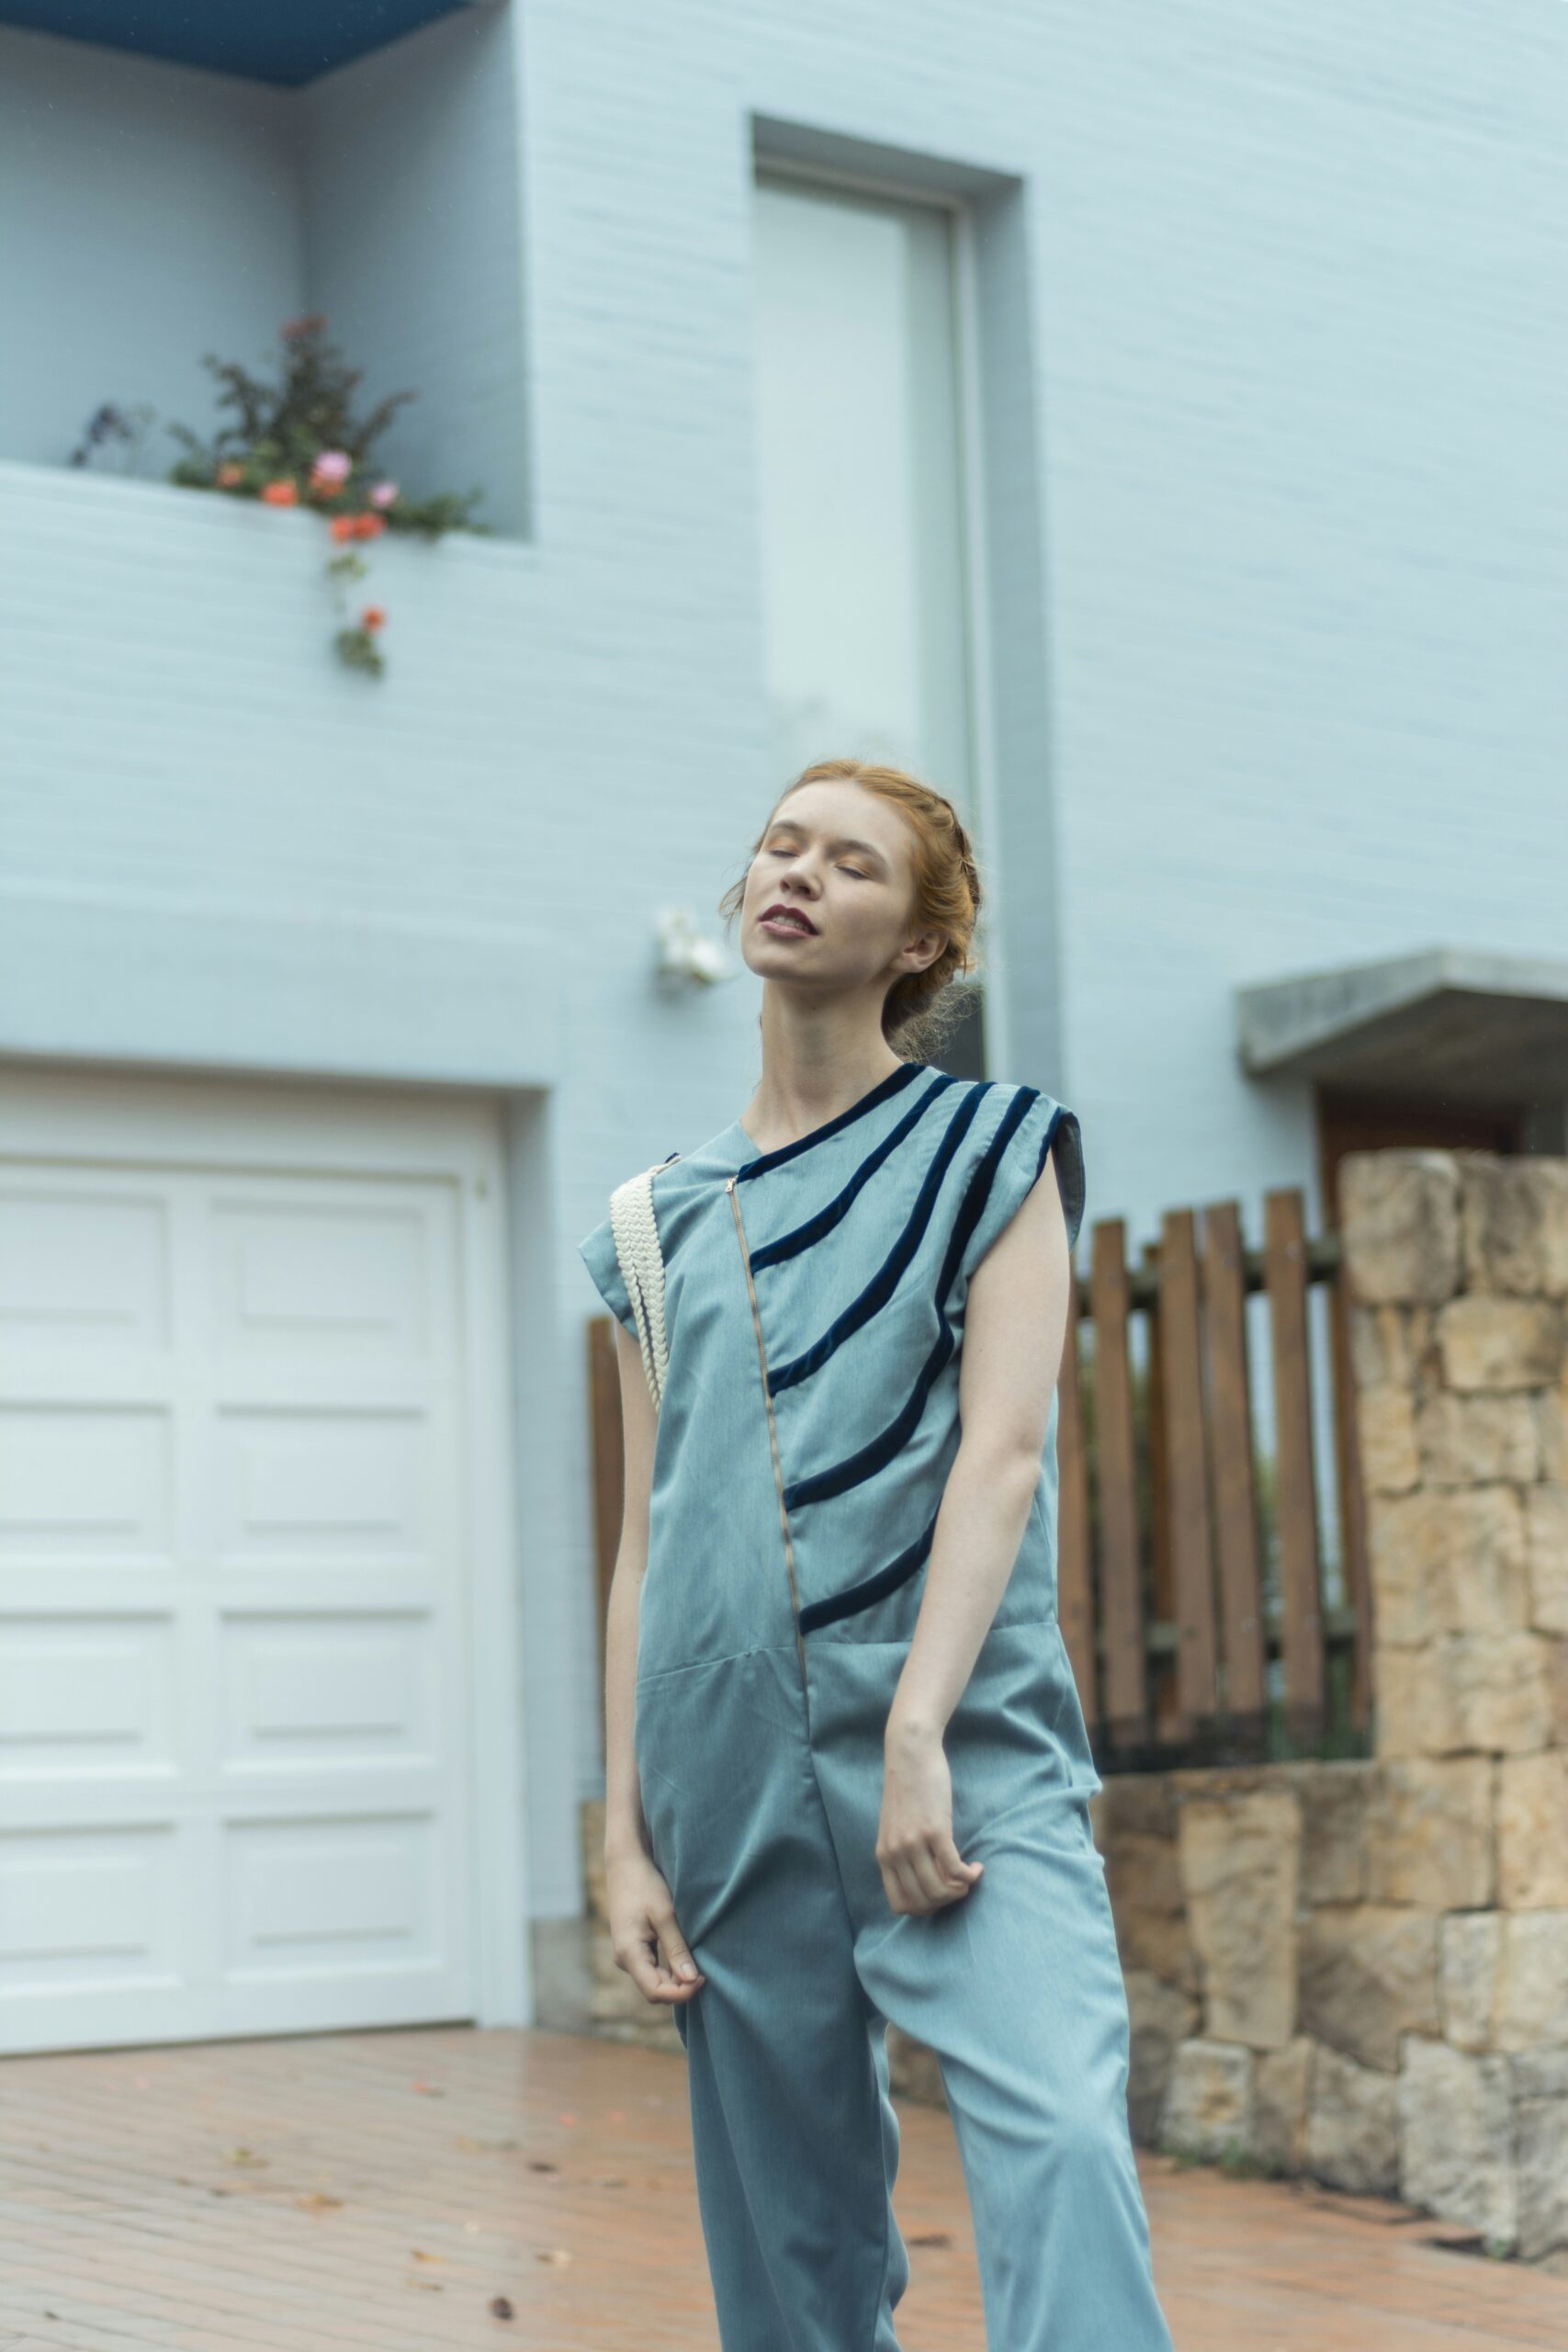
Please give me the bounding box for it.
[353,512,387,540]
[261,480,299,506]
[216,461,244,487]
[361,606,387,631]
[329,514,357,543]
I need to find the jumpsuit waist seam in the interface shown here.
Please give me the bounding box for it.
[636,1639,803,1687]
[807,1610,1060,1645]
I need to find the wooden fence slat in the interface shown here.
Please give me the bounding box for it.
[1327,1256,1375,1735]
[1089,1219,1149,1747]
[1143,1242,1170,1614]
[1055,1269,1096,1728]
[1264,1189,1325,1743]
[587,1314,624,1675]
[1202,1200,1267,1734]
[1158,1207,1219,1731]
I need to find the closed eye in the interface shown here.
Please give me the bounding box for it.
[763,839,871,879]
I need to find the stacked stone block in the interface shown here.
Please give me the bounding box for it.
[1100,1149,1568,2261]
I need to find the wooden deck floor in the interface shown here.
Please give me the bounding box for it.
[2,2026,1563,2351]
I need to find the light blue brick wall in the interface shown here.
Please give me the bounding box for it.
[0,27,302,465]
[304,6,530,535]
[1,0,1564,1937]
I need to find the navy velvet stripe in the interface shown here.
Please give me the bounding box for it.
[764,1082,992,1391]
[782,1086,1041,1510]
[734,1058,926,1182]
[797,1503,942,1634]
[747,1070,963,1272]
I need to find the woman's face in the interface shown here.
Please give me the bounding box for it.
[738,781,946,1001]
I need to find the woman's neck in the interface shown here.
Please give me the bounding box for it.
[739,1002,909,1155]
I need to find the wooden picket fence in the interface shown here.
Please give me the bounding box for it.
[586,1184,1372,1770]
[1059,1188,1371,1767]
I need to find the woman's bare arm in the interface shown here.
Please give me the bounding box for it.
[876,1142,1074,1916]
[602,1319,705,2002]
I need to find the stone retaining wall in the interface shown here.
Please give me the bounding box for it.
[578,1148,1568,2262]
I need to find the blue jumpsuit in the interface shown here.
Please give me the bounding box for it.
[579,1061,1175,2352]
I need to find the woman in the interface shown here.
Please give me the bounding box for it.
[579,758,1175,2351]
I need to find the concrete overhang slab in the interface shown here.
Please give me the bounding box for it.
[1235,945,1568,1110]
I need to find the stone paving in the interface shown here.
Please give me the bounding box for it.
[1,2025,1565,2350]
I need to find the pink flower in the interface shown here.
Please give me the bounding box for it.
[310,450,353,487]
[369,481,399,508]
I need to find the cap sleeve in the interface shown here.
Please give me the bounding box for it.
[958,1086,1086,1283]
[578,1212,638,1338]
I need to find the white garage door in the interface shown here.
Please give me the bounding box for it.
[0,1077,515,2055]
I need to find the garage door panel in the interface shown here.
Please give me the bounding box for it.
[0,1358,176,1406]
[209,1566,452,1612]
[225,1813,443,1980]
[220,1610,441,1769]
[1,1128,480,2052]
[0,1186,171,1348]
[0,1612,177,1776]
[210,1407,435,1566]
[210,1193,447,1365]
[5,1770,446,1830]
[200,1367,451,1411]
[0,1404,174,1562]
[0,1823,180,1994]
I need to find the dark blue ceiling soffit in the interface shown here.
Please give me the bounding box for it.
[0,0,481,86]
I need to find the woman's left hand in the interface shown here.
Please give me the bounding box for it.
[876,1714,984,1916]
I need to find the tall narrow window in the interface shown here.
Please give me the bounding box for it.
[750,170,976,820]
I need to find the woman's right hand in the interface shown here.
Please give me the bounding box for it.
[605,1844,705,2006]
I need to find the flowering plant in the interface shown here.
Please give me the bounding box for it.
[164,315,488,675]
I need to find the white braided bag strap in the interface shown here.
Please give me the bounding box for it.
[608,1152,680,1410]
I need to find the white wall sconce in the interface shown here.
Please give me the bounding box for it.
[654,905,736,988]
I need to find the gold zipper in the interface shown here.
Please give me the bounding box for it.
[728,1174,809,1687]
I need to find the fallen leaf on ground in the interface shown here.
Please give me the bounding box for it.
[490,2295,514,2320]
[412,2079,446,2097]
[222,2146,268,2167]
[297,2192,344,2213]
[535,2248,573,2266]
[527,2159,559,2174]
[908,2229,953,2248]
[411,2249,446,2265]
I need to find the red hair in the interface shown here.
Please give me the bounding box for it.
[718,758,983,1055]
